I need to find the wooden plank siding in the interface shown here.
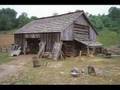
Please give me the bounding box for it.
[73,23,90,41]
[74,14,96,41]
[61,24,73,41]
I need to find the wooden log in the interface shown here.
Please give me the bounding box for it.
[73,31,89,35]
[74,35,89,40]
[74,24,89,29]
[74,29,88,32]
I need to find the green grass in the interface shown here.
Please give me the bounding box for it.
[97,30,120,47]
[1,56,120,85]
[0,53,12,65]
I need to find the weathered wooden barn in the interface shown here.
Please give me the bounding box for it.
[14,10,102,60]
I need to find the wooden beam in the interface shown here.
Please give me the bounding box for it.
[93,47,95,55]
[79,50,82,57]
[23,39,27,55]
[87,46,90,56]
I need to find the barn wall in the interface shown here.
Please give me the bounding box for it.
[62,40,86,57]
[73,23,89,41]
[74,14,97,41]
[15,32,61,53]
[14,34,24,52]
[89,27,96,41]
[62,41,78,57]
[75,14,88,26]
[61,24,73,41]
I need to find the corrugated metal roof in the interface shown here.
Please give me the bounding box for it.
[15,11,83,34]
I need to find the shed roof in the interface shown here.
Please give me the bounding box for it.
[75,37,102,47]
[15,10,97,34]
[80,41,102,47]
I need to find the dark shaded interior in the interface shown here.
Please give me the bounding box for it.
[26,38,40,54]
[62,40,87,57]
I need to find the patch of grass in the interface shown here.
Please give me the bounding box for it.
[97,30,119,47]
[0,53,12,65]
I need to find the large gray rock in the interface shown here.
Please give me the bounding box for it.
[71,67,80,77]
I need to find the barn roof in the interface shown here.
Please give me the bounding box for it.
[15,10,97,34]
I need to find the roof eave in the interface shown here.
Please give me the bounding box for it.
[82,12,99,35]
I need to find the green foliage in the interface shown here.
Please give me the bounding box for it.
[97,30,119,47]
[30,16,38,21]
[89,7,120,33]
[89,7,120,46]
[0,8,38,31]
[108,7,120,20]
[17,12,31,28]
[0,8,17,30]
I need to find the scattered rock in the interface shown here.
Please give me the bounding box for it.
[87,65,96,76]
[81,68,86,75]
[71,67,80,77]
[32,56,40,68]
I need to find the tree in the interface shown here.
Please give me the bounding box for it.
[108,7,120,34]
[30,16,38,21]
[17,12,30,28]
[89,15,104,32]
[108,7,120,20]
[0,8,17,30]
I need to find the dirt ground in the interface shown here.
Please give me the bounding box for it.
[0,55,120,85]
[0,34,14,47]
[0,55,33,83]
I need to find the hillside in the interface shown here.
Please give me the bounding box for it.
[0,34,14,47]
[89,7,120,47]
[97,30,120,47]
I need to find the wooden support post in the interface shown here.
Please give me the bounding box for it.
[87,46,89,56]
[23,40,27,55]
[0,47,1,52]
[93,47,95,55]
[79,50,82,57]
[5,47,7,52]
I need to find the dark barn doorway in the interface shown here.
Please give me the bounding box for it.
[26,38,40,54]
